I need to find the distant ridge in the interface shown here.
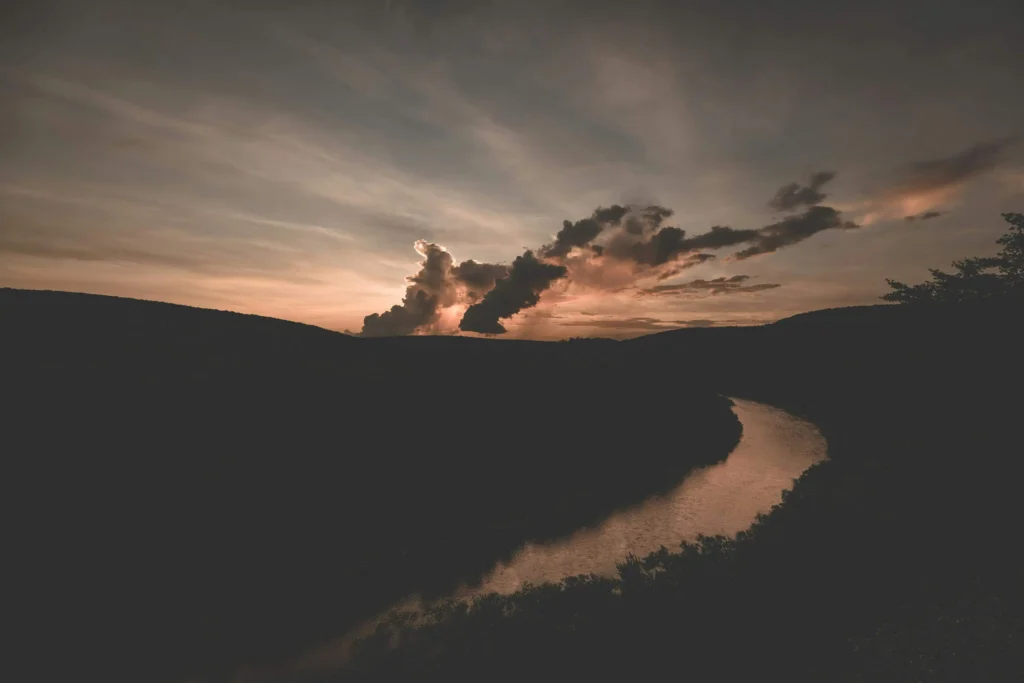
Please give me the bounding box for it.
[2,287,740,683]
[4,288,1019,354]
[0,287,353,337]
[0,288,914,343]
[0,288,554,346]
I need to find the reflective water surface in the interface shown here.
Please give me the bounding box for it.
[452,397,827,597]
[285,398,827,677]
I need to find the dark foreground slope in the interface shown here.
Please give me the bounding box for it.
[1,288,740,683]
[338,299,1024,682]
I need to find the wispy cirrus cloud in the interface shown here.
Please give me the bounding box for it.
[2,0,1021,341]
[893,138,1016,198]
[558,316,685,333]
[639,275,782,297]
[852,139,1019,225]
[558,316,726,331]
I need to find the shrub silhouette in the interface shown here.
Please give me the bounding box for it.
[883,212,1024,303]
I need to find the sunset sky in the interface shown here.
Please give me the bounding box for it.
[2,0,1021,339]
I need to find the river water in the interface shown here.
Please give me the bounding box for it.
[283,398,828,678]
[450,397,827,597]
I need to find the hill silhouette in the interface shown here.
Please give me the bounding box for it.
[335,296,1023,682]
[5,288,1022,683]
[2,287,739,683]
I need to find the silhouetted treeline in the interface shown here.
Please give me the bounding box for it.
[2,288,740,683]
[334,296,1024,683]
[883,211,1024,303]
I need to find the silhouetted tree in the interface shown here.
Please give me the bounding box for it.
[883,212,1024,303]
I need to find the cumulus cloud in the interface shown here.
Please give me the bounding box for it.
[539,205,628,259]
[360,241,508,336]
[614,224,752,267]
[639,275,781,297]
[451,260,510,302]
[733,206,859,260]
[654,253,716,280]
[540,218,602,259]
[624,205,856,267]
[768,171,836,212]
[360,240,455,337]
[628,226,688,266]
[615,221,782,269]
[365,193,855,335]
[680,225,763,251]
[639,205,674,229]
[459,250,568,334]
[593,204,632,225]
[453,199,852,331]
[539,204,676,263]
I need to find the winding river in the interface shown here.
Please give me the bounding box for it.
[452,397,827,597]
[285,397,828,678]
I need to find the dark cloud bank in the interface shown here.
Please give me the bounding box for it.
[360,174,859,336]
[768,171,836,212]
[458,251,567,334]
[360,240,510,337]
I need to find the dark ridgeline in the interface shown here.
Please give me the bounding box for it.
[2,288,740,683]
[332,297,1022,683]
[5,213,1024,683]
[331,214,1024,682]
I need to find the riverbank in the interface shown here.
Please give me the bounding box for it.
[452,399,826,597]
[337,299,1023,682]
[7,292,1020,682]
[268,397,825,680]
[2,288,742,683]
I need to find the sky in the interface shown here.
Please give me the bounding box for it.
[1,0,1022,339]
